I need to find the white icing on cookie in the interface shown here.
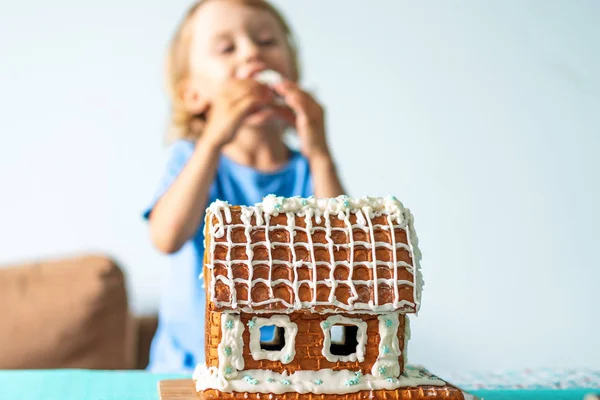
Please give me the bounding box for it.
[205,195,423,315]
[372,312,402,378]
[217,314,245,380]
[194,365,447,395]
[248,315,298,364]
[254,69,283,87]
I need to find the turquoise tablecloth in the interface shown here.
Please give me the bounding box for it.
[0,370,596,400]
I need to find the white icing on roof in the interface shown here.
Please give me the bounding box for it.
[204,195,423,314]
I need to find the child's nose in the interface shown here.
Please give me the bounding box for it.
[240,39,262,63]
[236,41,265,79]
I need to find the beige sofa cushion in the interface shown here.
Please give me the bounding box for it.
[0,254,136,369]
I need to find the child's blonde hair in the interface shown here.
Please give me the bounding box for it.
[165,0,301,142]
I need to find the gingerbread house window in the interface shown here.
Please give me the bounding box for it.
[329,325,360,356]
[248,315,298,364]
[259,325,286,351]
[320,315,367,363]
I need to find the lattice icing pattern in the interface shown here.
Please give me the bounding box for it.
[204,195,423,314]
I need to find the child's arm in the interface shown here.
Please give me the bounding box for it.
[307,150,345,198]
[273,81,346,198]
[149,138,221,254]
[149,79,274,254]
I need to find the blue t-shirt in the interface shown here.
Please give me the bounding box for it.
[142,139,313,373]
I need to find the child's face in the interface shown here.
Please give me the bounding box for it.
[186,0,295,108]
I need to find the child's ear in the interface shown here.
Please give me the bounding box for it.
[179,79,209,114]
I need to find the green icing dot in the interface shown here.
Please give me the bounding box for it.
[281,379,291,385]
[382,345,390,354]
[223,346,232,356]
[242,375,258,385]
[322,321,331,329]
[385,319,393,328]
[266,378,275,383]
[378,366,387,375]
[225,320,233,330]
[247,320,255,328]
[344,377,359,386]
[224,367,233,375]
[314,379,323,385]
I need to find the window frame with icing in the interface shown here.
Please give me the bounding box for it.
[248,315,298,364]
[320,315,368,363]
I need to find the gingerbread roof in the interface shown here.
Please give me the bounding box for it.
[203,195,423,314]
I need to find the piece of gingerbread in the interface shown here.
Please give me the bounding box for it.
[193,195,478,400]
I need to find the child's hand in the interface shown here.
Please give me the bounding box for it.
[272,81,330,160]
[203,79,275,148]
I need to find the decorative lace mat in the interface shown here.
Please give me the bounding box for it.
[445,368,600,390]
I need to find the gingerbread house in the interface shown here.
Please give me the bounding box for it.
[193,195,474,400]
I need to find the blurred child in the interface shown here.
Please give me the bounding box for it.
[143,0,345,372]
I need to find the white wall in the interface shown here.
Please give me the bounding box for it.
[0,0,598,375]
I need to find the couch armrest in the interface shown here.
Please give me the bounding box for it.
[135,315,158,370]
[0,254,136,369]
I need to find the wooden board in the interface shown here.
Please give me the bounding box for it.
[158,379,197,400]
[158,379,472,400]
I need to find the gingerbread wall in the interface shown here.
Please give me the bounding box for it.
[205,311,406,374]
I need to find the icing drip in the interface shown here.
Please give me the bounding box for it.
[240,208,254,305]
[343,208,359,305]
[372,313,402,379]
[387,214,400,307]
[363,206,379,306]
[305,208,318,305]
[324,209,337,304]
[264,212,274,299]
[286,212,301,308]
[194,365,447,395]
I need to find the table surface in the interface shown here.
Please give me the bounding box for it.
[0,370,597,400]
